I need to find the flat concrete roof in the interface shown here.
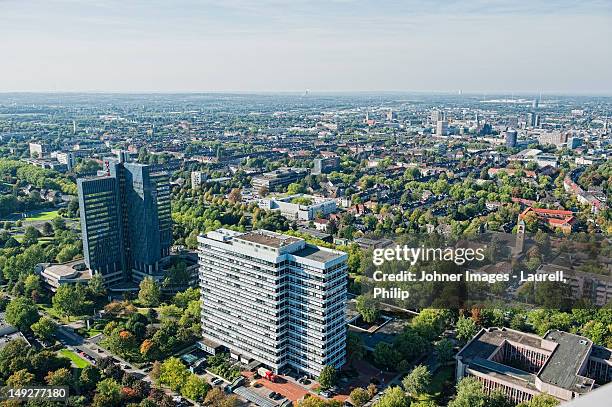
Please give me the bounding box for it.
[458,327,545,363]
[459,327,598,393]
[44,260,91,280]
[293,244,344,263]
[236,230,301,249]
[540,330,594,393]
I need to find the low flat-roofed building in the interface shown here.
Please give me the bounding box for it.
[258,194,337,221]
[37,259,93,291]
[251,167,307,191]
[0,313,30,349]
[456,327,612,404]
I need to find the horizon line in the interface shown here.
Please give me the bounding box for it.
[1,90,612,98]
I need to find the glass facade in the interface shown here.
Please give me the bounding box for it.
[78,161,172,285]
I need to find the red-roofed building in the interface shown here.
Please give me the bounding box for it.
[518,207,575,233]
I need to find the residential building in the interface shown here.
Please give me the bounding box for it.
[77,160,172,286]
[29,142,49,158]
[197,229,348,377]
[251,168,307,191]
[56,152,75,171]
[536,264,612,307]
[431,109,446,124]
[456,327,612,404]
[312,156,340,175]
[537,132,568,147]
[518,207,575,233]
[505,129,518,147]
[436,120,449,136]
[191,171,207,188]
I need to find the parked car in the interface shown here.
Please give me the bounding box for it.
[320,391,332,398]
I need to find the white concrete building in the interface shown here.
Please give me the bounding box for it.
[191,171,206,188]
[36,260,92,292]
[198,229,347,377]
[258,194,337,221]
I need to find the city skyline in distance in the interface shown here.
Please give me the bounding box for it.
[1,0,611,94]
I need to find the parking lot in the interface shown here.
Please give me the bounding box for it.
[243,371,310,403]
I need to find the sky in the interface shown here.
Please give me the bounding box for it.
[1,0,611,94]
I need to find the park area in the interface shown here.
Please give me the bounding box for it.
[22,209,60,221]
[58,348,90,368]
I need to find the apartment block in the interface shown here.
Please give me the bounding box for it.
[191,170,207,188]
[312,156,340,175]
[197,229,348,377]
[251,168,307,191]
[29,142,49,158]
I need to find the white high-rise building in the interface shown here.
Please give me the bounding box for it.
[436,120,449,136]
[197,228,348,377]
[191,171,206,188]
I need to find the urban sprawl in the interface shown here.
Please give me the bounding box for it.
[0,92,610,407]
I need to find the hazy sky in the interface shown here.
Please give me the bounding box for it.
[1,0,611,94]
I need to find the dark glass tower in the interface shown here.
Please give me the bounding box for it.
[78,161,171,286]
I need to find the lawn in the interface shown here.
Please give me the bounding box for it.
[413,365,455,403]
[38,304,76,324]
[58,349,90,368]
[77,327,103,338]
[23,210,60,221]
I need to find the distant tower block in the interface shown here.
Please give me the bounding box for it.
[72,120,77,134]
[515,219,526,256]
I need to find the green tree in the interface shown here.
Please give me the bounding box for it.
[24,274,41,296]
[287,183,304,195]
[7,369,35,387]
[517,394,560,407]
[138,277,161,307]
[349,387,371,407]
[93,378,122,407]
[31,317,57,342]
[402,364,431,396]
[52,284,88,316]
[318,365,337,390]
[435,338,454,363]
[346,332,365,363]
[80,365,102,391]
[181,374,210,401]
[376,386,409,407]
[23,226,41,246]
[448,377,488,407]
[87,273,107,304]
[394,328,429,362]
[355,295,379,324]
[45,368,72,387]
[411,309,450,341]
[5,296,39,331]
[52,217,66,232]
[158,357,190,392]
[456,316,478,343]
[373,342,401,369]
[411,402,437,407]
[41,222,54,236]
